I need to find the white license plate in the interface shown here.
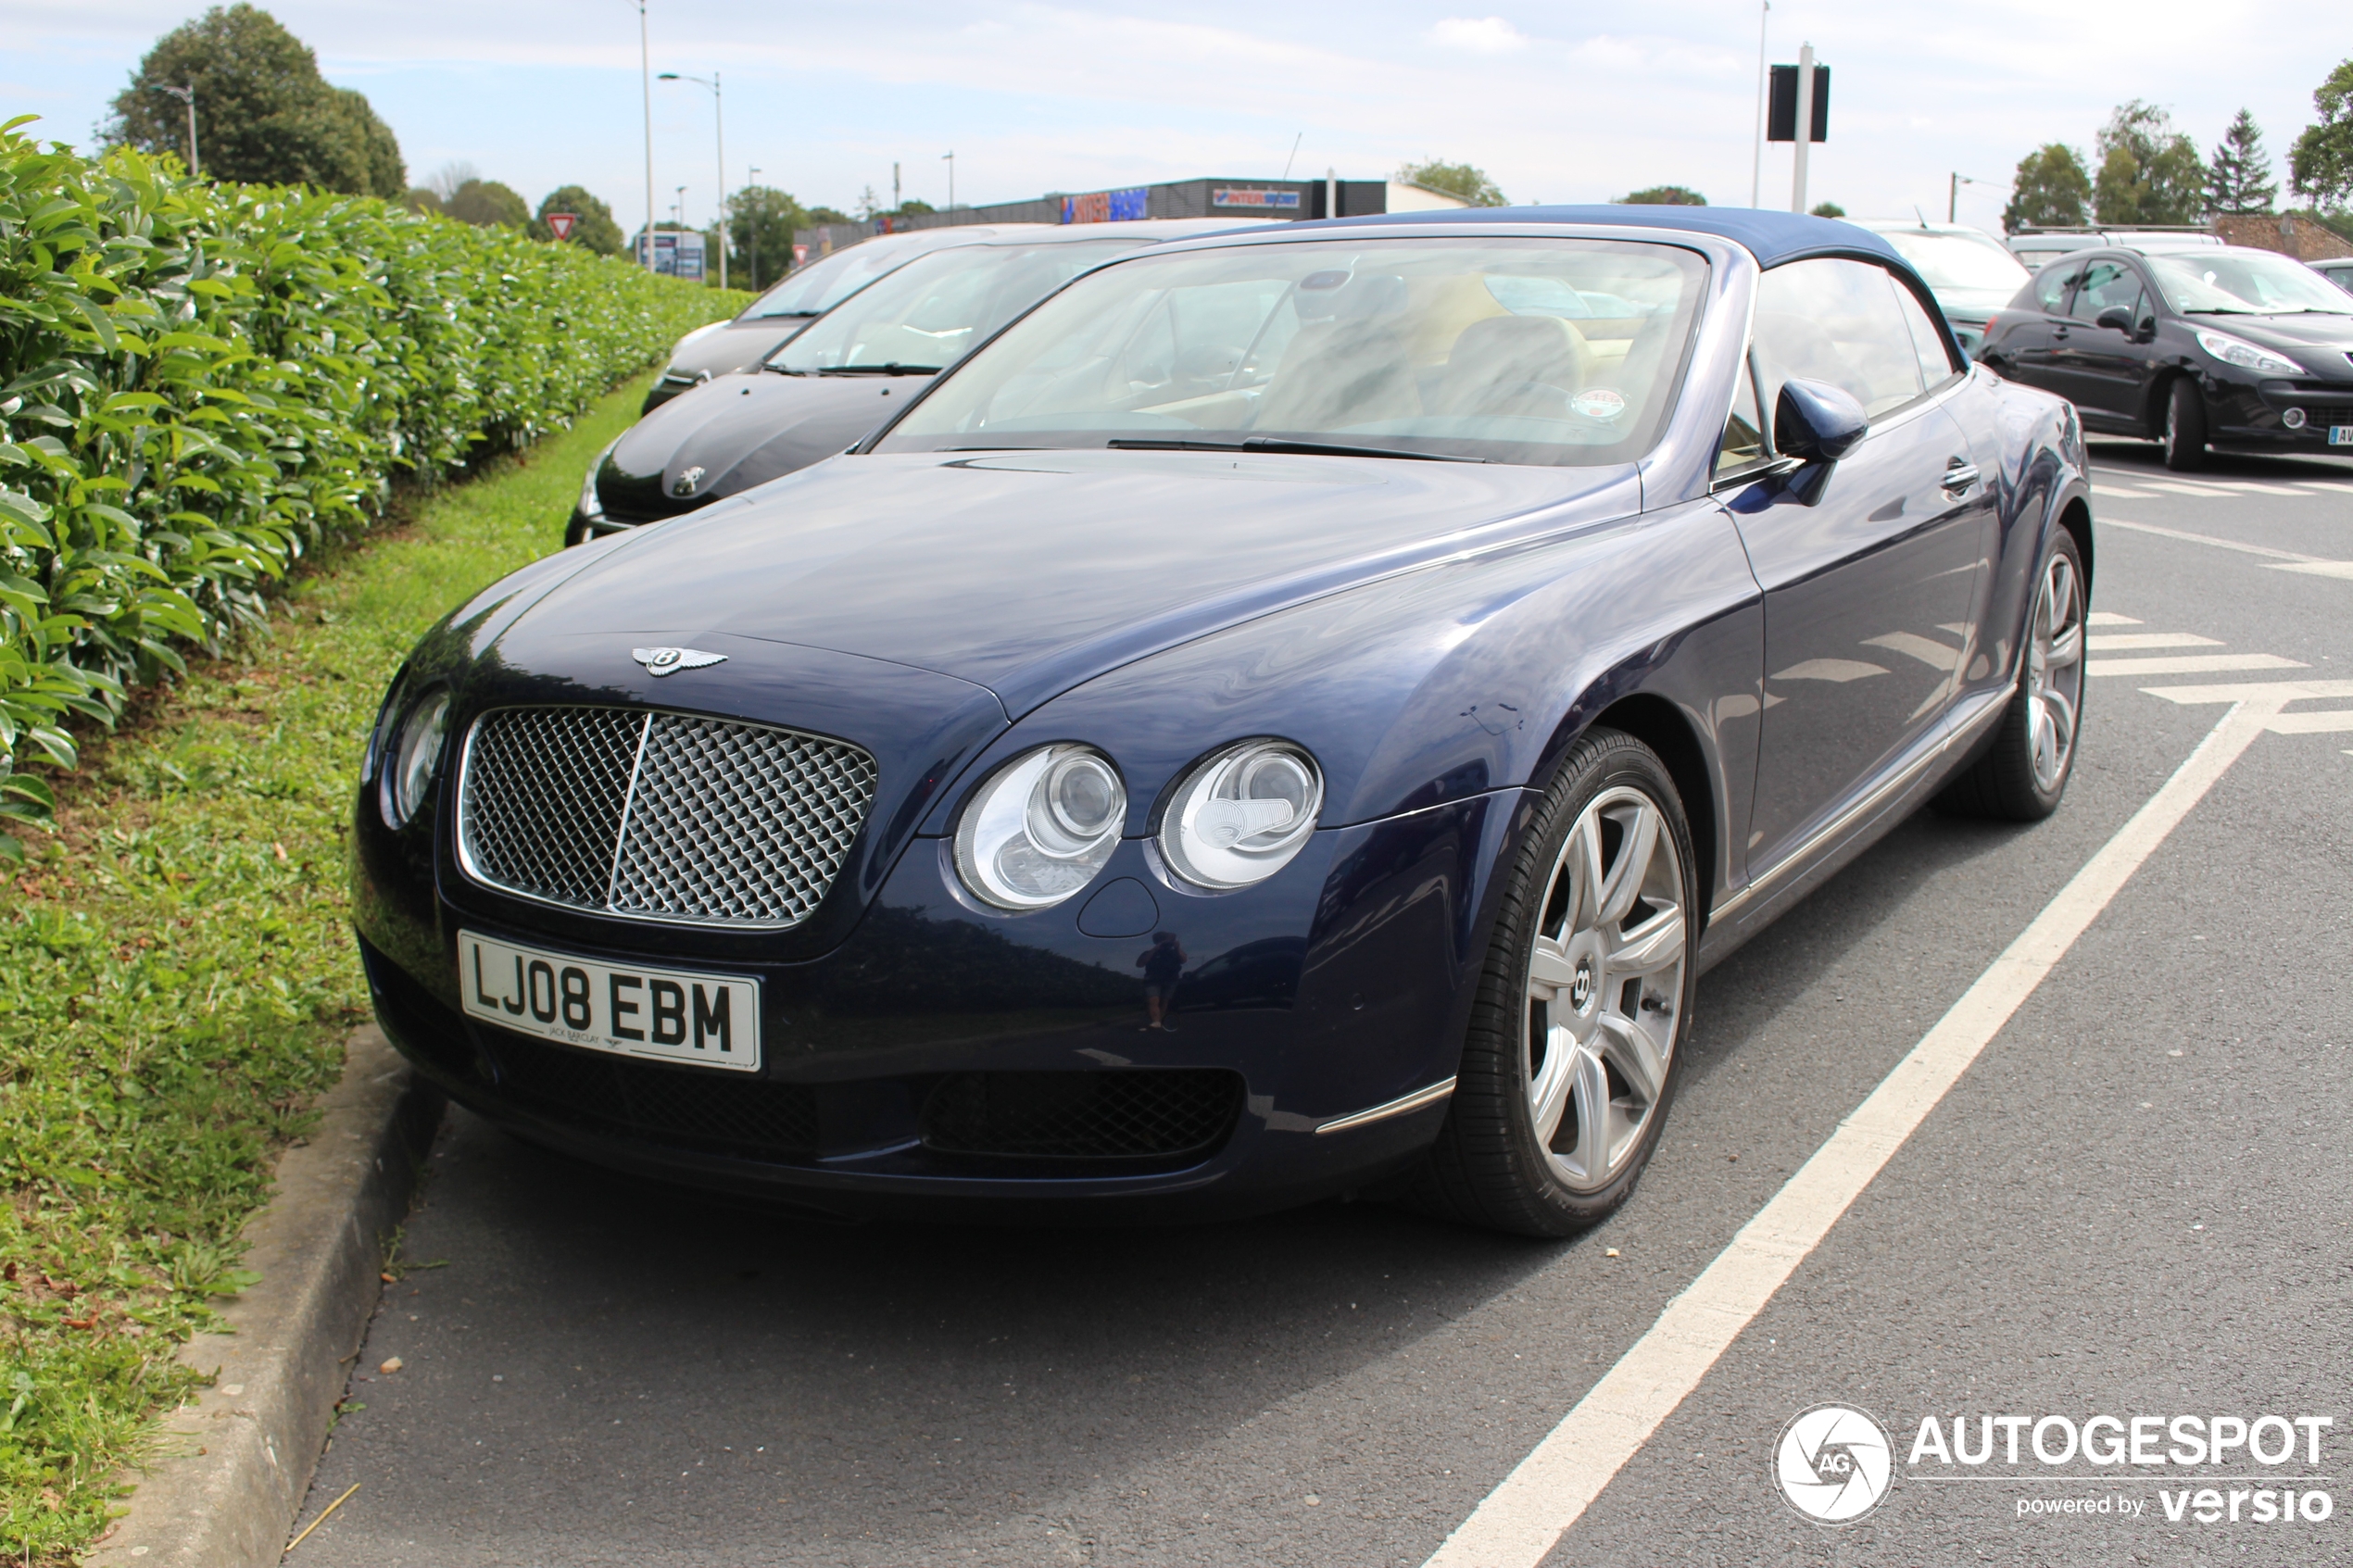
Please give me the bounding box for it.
[458,930,761,1072]
[2332,426,2353,446]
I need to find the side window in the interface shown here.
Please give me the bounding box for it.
[2070,260,2142,320]
[1753,257,1927,421]
[1715,356,1768,481]
[1889,278,1959,387]
[2034,263,2078,315]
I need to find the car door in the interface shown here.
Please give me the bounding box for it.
[2051,257,2154,427]
[1730,257,1988,874]
[1989,258,2083,395]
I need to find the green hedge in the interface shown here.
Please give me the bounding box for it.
[0,116,739,856]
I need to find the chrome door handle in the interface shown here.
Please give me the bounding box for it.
[1941,461,1981,494]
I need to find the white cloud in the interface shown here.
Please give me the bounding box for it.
[1428,16,1530,53]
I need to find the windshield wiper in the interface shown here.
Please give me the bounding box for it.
[1106,436,1494,464]
[816,363,943,375]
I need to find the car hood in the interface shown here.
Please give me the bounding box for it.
[668,317,813,380]
[1930,286,2017,321]
[2192,311,2353,370]
[525,447,1641,716]
[598,370,922,520]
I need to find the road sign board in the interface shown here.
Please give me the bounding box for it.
[547,213,578,241]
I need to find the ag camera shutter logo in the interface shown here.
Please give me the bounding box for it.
[1776,1404,1894,1524]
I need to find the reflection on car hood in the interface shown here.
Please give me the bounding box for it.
[530,448,1639,714]
[1930,286,2017,320]
[664,318,812,381]
[599,371,917,520]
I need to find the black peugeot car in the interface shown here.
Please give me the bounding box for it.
[569,219,1259,545]
[640,225,1043,414]
[1977,241,2353,469]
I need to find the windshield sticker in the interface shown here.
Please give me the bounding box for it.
[1571,387,1629,421]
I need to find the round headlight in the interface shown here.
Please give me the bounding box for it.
[576,439,616,521]
[382,691,451,829]
[1158,739,1322,890]
[953,744,1126,909]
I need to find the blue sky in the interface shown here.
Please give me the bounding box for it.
[8,2,2348,239]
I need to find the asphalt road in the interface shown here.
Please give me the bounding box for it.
[292,439,2353,1567]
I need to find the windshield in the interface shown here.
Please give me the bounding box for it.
[2146,250,2352,315]
[775,240,1142,373]
[749,239,929,320]
[1877,230,2030,294]
[875,237,1709,467]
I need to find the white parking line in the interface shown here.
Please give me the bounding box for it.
[2086,653,2306,677]
[1421,698,2281,1568]
[2086,611,2143,626]
[2090,484,2153,500]
[2140,679,2353,704]
[2266,711,2353,734]
[2102,518,2318,562]
[2083,633,2222,651]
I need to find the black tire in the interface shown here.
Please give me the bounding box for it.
[1934,527,2088,822]
[1408,728,1699,1237]
[2162,378,2208,471]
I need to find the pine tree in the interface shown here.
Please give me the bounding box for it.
[2208,108,2278,214]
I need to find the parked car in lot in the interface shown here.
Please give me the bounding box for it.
[2312,257,2353,295]
[1853,219,2029,358]
[1977,241,2353,469]
[358,206,2091,1235]
[2006,226,2220,271]
[569,220,1256,545]
[641,226,1043,414]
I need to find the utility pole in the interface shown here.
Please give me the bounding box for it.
[1948,173,1994,223]
[1790,42,1816,214]
[659,70,727,287]
[1749,3,1768,207]
[749,166,761,290]
[636,0,654,271]
[892,161,900,210]
[942,150,955,212]
[153,83,198,176]
[1327,165,1337,220]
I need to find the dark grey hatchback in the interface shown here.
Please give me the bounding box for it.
[1977,242,2353,469]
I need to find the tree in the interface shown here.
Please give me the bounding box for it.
[2205,109,2278,215]
[1617,185,1706,207]
[2092,100,2204,225]
[2003,144,2092,231]
[102,4,404,194]
[805,206,852,226]
[533,185,624,255]
[2290,58,2353,207]
[725,186,810,292]
[445,179,529,229]
[1809,201,1846,219]
[1398,159,1508,207]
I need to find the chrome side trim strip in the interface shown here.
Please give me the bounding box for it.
[1710,685,2012,924]
[1315,1076,1458,1136]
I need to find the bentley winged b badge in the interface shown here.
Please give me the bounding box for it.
[632,646,727,676]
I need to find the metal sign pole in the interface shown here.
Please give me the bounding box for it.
[1790,43,1815,214]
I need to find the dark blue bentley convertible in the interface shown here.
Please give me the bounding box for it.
[352,207,2092,1235]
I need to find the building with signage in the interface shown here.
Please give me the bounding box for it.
[634,229,708,280]
[792,175,1466,265]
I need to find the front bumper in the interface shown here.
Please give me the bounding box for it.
[353,786,1519,1220]
[2207,376,2353,448]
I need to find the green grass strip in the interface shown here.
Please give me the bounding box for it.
[0,371,653,1562]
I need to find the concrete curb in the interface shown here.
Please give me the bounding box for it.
[88,1026,444,1568]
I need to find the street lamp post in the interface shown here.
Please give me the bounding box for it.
[153,83,197,177]
[1948,172,1996,223]
[659,70,727,288]
[634,0,654,271]
[942,150,955,213]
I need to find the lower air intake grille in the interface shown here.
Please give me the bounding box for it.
[483,1032,820,1157]
[458,706,878,928]
[920,1071,1244,1162]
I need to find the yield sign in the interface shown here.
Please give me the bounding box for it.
[547,212,578,241]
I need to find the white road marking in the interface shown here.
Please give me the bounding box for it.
[2090,484,2153,499]
[2140,480,2238,496]
[2105,518,2353,580]
[2087,653,2306,677]
[1421,698,2284,1568]
[2084,633,2223,651]
[2266,711,2353,734]
[2140,679,2353,704]
[2086,611,2143,626]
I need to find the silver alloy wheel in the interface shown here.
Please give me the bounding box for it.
[2026,550,2085,792]
[1523,785,1688,1192]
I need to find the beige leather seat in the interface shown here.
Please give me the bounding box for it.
[1253,321,1422,432]
[1432,314,1592,419]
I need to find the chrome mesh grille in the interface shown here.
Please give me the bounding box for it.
[458,707,877,928]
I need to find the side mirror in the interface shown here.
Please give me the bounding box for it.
[2095,305,2133,332]
[1774,378,1869,465]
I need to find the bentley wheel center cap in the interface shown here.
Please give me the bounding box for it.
[1570,957,1595,1011]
